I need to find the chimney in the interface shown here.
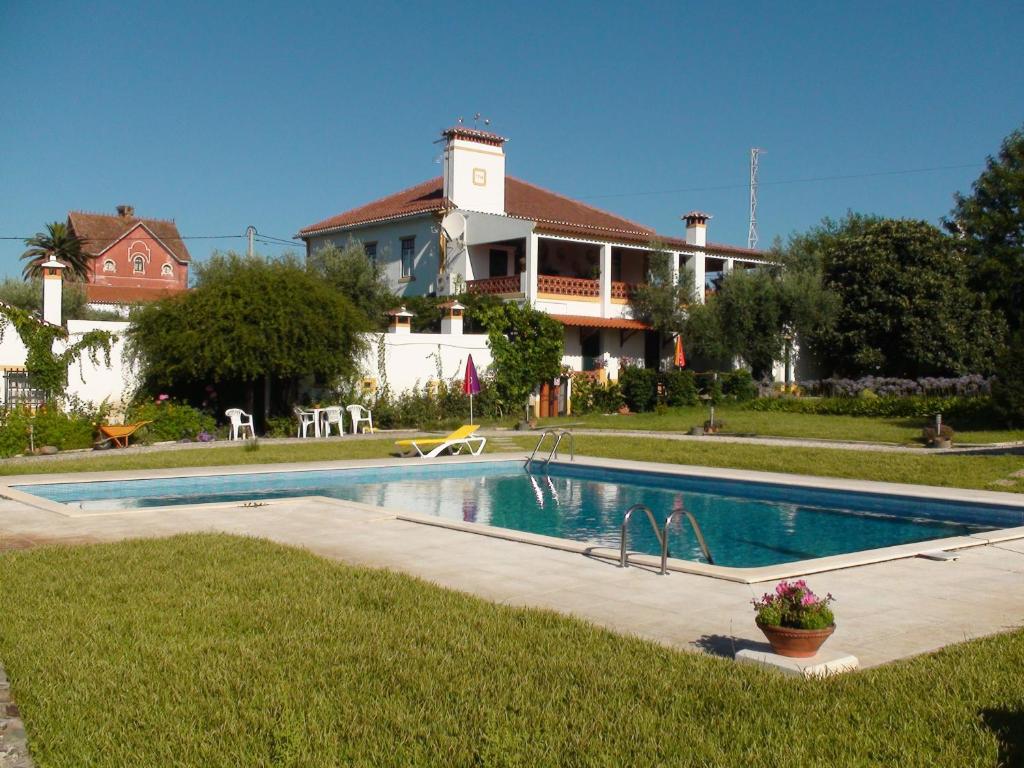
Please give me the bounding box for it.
[441,125,507,215]
[682,211,711,247]
[41,257,65,326]
[387,306,414,334]
[439,300,465,335]
[116,204,135,218]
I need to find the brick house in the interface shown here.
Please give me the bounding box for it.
[68,205,190,313]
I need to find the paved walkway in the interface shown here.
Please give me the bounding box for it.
[1,454,1022,670]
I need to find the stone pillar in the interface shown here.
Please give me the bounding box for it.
[599,243,613,317]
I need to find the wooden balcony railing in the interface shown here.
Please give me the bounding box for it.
[467,275,521,295]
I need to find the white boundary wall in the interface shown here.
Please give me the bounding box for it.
[357,332,492,395]
[64,320,135,407]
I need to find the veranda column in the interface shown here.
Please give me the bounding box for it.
[691,253,706,303]
[670,251,680,289]
[599,243,613,317]
[523,232,539,304]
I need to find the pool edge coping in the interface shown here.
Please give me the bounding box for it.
[4,451,1023,583]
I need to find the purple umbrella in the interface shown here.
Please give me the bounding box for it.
[463,354,481,424]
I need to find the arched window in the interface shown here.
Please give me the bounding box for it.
[161,263,173,277]
[103,259,116,273]
[133,256,145,274]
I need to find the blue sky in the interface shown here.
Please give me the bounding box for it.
[1,0,1022,276]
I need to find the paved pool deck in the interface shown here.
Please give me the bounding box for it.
[1,452,1023,669]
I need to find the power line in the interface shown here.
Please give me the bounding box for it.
[0,234,244,242]
[578,162,983,202]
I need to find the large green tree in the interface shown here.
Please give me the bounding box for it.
[476,302,563,418]
[797,214,1003,377]
[307,240,393,328]
[946,124,1024,331]
[21,221,92,281]
[129,252,366,416]
[629,240,691,336]
[684,245,837,381]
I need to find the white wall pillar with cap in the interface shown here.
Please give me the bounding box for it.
[41,257,65,327]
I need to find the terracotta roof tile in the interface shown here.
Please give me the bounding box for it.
[550,314,650,330]
[298,179,447,236]
[68,211,192,264]
[298,176,764,258]
[84,284,182,304]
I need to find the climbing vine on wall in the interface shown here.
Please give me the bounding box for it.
[0,304,116,400]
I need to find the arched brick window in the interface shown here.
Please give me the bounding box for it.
[103,259,116,273]
[161,263,173,277]
[133,256,145,274]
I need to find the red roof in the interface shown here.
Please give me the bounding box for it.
[298,176,763,257]
[68,211,192,264]
[550,314,650,330]
[84,284,182,305]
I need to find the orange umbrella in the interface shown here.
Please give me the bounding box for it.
[674,334,686,368]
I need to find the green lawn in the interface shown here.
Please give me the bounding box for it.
[5,434,1023,494]
[0,535,1020,766]
[541,406,1024,445]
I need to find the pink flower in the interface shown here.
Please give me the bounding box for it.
[157,393,169,402]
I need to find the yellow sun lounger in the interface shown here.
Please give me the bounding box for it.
[395,424,487,458]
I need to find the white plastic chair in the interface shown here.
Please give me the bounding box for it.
[346,404,374,434]
[321,406,345,436]
[225,408,255,440]
[294,406,317,438]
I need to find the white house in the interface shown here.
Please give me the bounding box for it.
[298,126,769,380]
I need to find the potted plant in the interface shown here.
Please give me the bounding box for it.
[752,580,836,658]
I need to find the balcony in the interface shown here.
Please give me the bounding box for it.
[466,275,522,295]
[466,274,637,301]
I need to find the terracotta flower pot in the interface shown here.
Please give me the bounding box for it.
[756,620,835,658]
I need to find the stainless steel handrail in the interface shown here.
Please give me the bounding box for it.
[619,503,666,570]
[545,430,575,465]
[663,507,714,571]
[526,428,575,470]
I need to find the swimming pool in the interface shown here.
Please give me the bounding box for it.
[16,459,1023,570]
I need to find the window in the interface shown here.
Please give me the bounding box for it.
[400,237,415,278]
[103,259,116,273]
[161,264,173,277]
[364,242,377,263]
[488,248,508,277]
[133,256,145,274]
[4,371,45,408]
[612,252,622,282]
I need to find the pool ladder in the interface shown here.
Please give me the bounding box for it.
[619,503,714,575]
[525,428,575,471]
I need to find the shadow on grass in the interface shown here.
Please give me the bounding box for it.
[980,708,1024,767]
[692,633,770,659]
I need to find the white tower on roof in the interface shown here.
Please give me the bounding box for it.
[441,125,507,215]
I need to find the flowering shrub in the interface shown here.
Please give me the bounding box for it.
[127,397,216,442]
[748,394,993,420]
[753,580,835,630]
[799,375,992,398]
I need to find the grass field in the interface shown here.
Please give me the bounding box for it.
[540,406,1024,445]
[0,535,1020,767]
[4,433,1023,493]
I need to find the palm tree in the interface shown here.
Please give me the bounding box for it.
[21,221,91,282]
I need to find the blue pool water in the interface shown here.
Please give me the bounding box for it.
[18,461,1023,568]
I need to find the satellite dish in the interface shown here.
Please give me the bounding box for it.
[440,212,467,242]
